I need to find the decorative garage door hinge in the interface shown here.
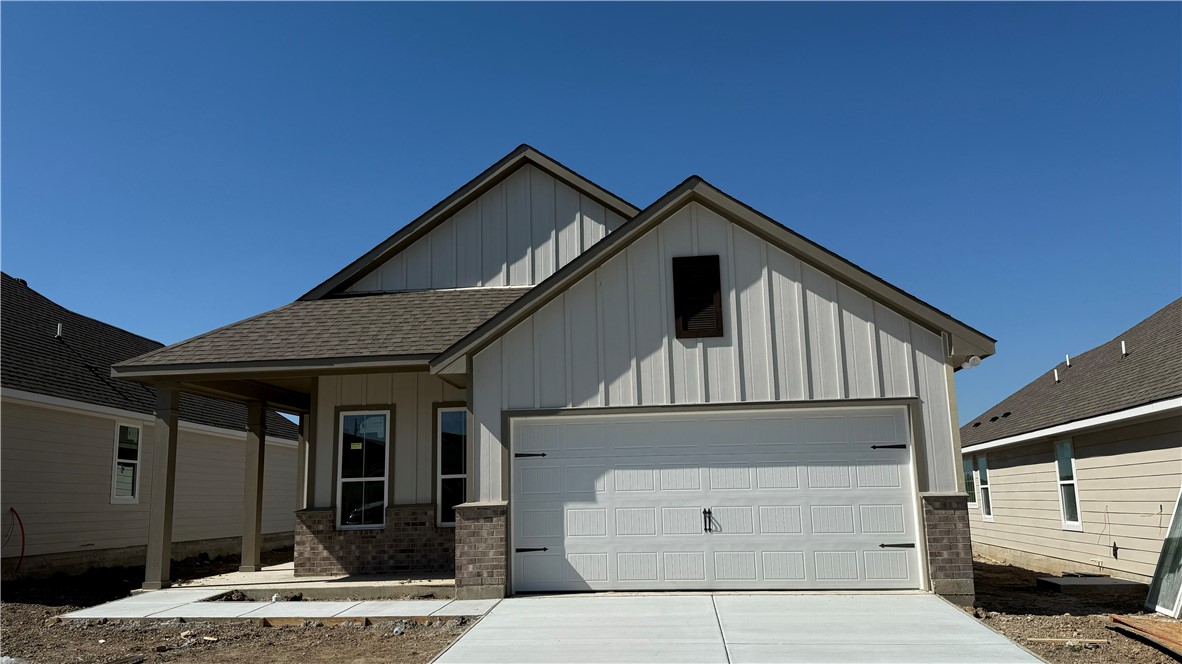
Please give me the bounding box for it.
[878,543,916,548]
[514,453,547,458]
[870,444,907,449]
[515,547,549,553]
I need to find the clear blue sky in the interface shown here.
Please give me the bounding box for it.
[3,3,1179,424]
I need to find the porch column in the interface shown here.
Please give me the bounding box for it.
[143,387,180,590]
[296,414,308,510]
[240,401,267,572]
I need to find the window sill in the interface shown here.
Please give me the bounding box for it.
[1062,522,1084,532]
[437,522,456,529]
[981,515,994,523]
[111,498,139,505]
[967,502,978,509]
[337,525,384,532]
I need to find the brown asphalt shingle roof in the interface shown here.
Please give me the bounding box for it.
[115,287,532,369]
[1,273,299,439]
[961,297,1182,448]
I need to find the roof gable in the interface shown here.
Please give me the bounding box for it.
[431,177,996,373]
[961,297,1182,448]
[304,145,639,300]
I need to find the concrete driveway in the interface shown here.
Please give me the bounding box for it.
[435,594,1038,663]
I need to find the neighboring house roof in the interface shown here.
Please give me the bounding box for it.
[961,297,1182,450]
[1,273,299,439]
[301,145,640,301]
[113,287,531,374]
[431,176,997,373]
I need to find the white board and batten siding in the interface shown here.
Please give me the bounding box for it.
[310,372,466,508]
[0,401,297,560]
[347,164,628,293]
[471,202,957,502]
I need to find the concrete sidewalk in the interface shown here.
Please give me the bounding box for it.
[436,594,1038,663]
[61,588,498,621]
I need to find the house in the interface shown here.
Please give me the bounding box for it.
[960,298,1181,586]
[110,145,995,603]
[1,273,300,579]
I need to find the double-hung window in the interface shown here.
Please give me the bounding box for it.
[111,424,142,504]
[977,455,992,521]
[1056,439,1083,531]
[337,411,388,529]
[963,457,977,507]
[437,407,468,527]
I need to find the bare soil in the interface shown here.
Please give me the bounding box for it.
[0,550,468,664]
[970,558,1180,664]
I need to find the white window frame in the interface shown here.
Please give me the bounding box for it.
[1055,438,1084,532]
[977,454,993,522]
[336,410,390,530]
[111,423,142,505]
[963,456,978,508]
[436,407,468,527]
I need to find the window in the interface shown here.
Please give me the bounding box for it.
[1056,440,1083,531]
[963,457,977,506]
[672,255,723,339]
[111,424,142,503]
[977,455,992,521]
[337,411,388,529]
[437,407,468,526]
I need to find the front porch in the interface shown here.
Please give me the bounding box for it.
[118,367,481,594]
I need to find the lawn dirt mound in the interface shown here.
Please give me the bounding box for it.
[970,558,1179,664]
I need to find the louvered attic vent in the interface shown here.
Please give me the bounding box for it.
[672,255,723,339]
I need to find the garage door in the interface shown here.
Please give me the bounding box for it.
[510,406,921,593]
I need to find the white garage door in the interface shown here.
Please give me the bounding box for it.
[510,406,922,593]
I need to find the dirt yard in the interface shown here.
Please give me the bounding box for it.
[970,559,1179,664]
[0,550,468,664]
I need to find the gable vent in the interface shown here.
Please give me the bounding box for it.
[672,255,723,339]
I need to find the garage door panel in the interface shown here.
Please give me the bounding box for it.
[511,406,920,592]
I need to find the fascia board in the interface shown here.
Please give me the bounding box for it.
[432,177,996,371]
[961,397,1182,454]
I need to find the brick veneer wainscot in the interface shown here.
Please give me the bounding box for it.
[454,501,508,600]
[921,493,975,606]
[294,505,454,576]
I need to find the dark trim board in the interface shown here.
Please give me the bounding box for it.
[430,179,995,375]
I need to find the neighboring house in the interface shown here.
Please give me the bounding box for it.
[111,145,996,603]
[1,273,300,579]
[960,298,1182,584]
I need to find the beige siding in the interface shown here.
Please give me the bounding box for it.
[1,401,297,560]
[309,373,465,508]
[470,201,959,501]
[966,415,1182,582]
[347,164,627,293]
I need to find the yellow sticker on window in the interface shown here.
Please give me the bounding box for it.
[350,442,363,450]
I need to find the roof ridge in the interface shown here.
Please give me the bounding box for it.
[2,272,165,349]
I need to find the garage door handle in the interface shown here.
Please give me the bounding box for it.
[871,444,906,449]
[703,508,712,533]
[514,453,547,458]
[515,547,549,553]
[878,543,915,548]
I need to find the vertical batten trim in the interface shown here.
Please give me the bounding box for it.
[656,223,673,405]
[627,245,641,404]
[761,241,779,401]
[725,221,743,401]
[595,266,607,407]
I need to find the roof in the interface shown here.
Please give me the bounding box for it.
[1,273,299,439]
[431,176,996,373]
[301,144,640,300]
[961,297,1182,449]
[113,287,531,375]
